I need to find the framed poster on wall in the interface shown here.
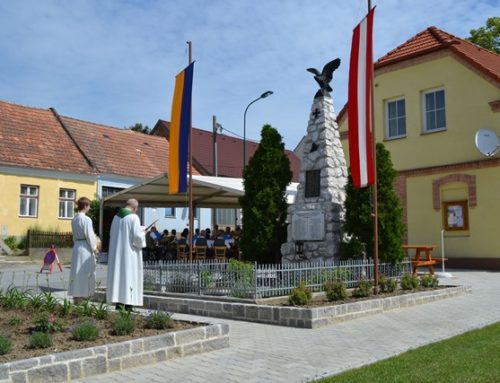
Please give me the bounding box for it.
[443,200,469,231]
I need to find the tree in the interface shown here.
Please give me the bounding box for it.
[128,123,151,134]
[466,17,500,54]
[341,143,406,264]
[239,125,292,264]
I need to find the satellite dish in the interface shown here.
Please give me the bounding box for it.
[475,128,499,157]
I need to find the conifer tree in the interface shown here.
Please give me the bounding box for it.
[342,143,406,264]
[239,125,292,263]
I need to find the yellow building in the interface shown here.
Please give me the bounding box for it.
[338,27,500,269]
[0,101,97,237]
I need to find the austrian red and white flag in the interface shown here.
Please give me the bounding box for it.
[348,7,375,188]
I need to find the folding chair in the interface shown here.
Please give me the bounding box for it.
[195,245,207,261]
[214,246,227,262]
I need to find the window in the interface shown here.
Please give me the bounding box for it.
[423,89,446,132]
[385,98,406,138]
[164,208,176,218]
[59,189,76,219]
[101,186,124,198]
[443,200,469,231]
[216,209,236,226]
[19,185,38,217]
[305,170,321,198]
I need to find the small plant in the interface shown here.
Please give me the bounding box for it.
[28,332,53,349]
[71,321,99,341]
[8,316,22,326]
[112,313,136,336]
[29,293,45,310]
[289,282,312,306]
[401,273,420,290]
[59,298,74,317]
[324,280,347,301]
[93,301,109,320]
[32,313,63,333]
[2,287,29,309]
[42,292,59,312]
[0,334,12,355]
[379,275,398,293]
[420,274,439,288]
[76,299,95,317]
[146,311,173,330]
[352,280,373,298]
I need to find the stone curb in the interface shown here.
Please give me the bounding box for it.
[116,285,470,330]
[0,323,229,383]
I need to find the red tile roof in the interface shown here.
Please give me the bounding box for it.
[59,115,188,179]
[337,26,500,127]
[375,26,500,83]
[0,100,95,174]
[153,120,301,181]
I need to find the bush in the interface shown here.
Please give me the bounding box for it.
[379,275,398,293]
[420,274,439,288]
[289,282,312,306]
[401,273,420,290]
[71,322,99,341]
[0,334,12,355]
[112,314,135,336]
[352,280,373,298]
[228,259,255,298]
[3,236,17,250]
[32,313,63,333]
[324,280,347,301]
[146,311,173,330]
[28,332,53,349]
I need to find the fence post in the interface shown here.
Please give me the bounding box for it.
[197,261,201,296]
[254,261,258,300]
[159,267,163,293]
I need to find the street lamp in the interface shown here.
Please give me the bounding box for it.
[243,90,273,169]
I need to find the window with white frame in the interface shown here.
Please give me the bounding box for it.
[164,208,176,218]
[423,89,446,132]
[59,189,76,219]
[216,208,236,226]
[19,185,38,217]
[385,98,406,138]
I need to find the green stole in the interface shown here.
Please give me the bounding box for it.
[117,208,133,218]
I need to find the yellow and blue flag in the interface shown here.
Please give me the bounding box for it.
[169,62,194,194]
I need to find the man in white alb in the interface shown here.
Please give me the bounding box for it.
[106,198,146,311]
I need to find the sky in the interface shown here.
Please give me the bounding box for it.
[0,0,497,150]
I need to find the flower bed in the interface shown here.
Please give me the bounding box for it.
[0,287,229,382]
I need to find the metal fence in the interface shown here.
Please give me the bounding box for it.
[28,230,73,249]
[143,258,411,299]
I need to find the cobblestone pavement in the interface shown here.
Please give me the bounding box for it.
[68,270,500,383]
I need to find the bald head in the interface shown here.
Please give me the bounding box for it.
[126,198,139,213]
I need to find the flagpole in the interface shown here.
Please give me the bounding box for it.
[187,40,194,261]
[367,0,379,294]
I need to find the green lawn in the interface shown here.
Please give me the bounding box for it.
[317,322,500,383]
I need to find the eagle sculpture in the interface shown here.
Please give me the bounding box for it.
[307,58,341,97]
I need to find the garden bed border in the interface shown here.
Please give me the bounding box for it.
[122,285,471,329]
[0,323,229,383]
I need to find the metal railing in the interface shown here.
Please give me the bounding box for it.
[143,258,411,299]
[28,230,73,248]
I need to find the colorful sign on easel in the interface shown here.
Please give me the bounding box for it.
[40,245,63,274]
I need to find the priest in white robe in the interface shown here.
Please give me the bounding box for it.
[106,198,146,309]
[69,197,97,301]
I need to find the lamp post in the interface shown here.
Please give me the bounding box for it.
[243,90,273,169]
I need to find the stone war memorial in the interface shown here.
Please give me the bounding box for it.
[281,58,348,264]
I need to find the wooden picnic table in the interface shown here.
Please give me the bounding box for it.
[402,245,447,276]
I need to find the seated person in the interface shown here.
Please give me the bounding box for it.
[223,226,232,241]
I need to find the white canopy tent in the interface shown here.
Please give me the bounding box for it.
[99,173,298,235]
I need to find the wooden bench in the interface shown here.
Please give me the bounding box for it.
[402,245,447,276]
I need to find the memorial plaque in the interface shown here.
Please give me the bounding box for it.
[292,211,325,241]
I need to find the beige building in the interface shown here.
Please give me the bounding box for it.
[337,26,500,269]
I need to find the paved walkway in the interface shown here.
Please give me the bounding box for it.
[68,270,500,383]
